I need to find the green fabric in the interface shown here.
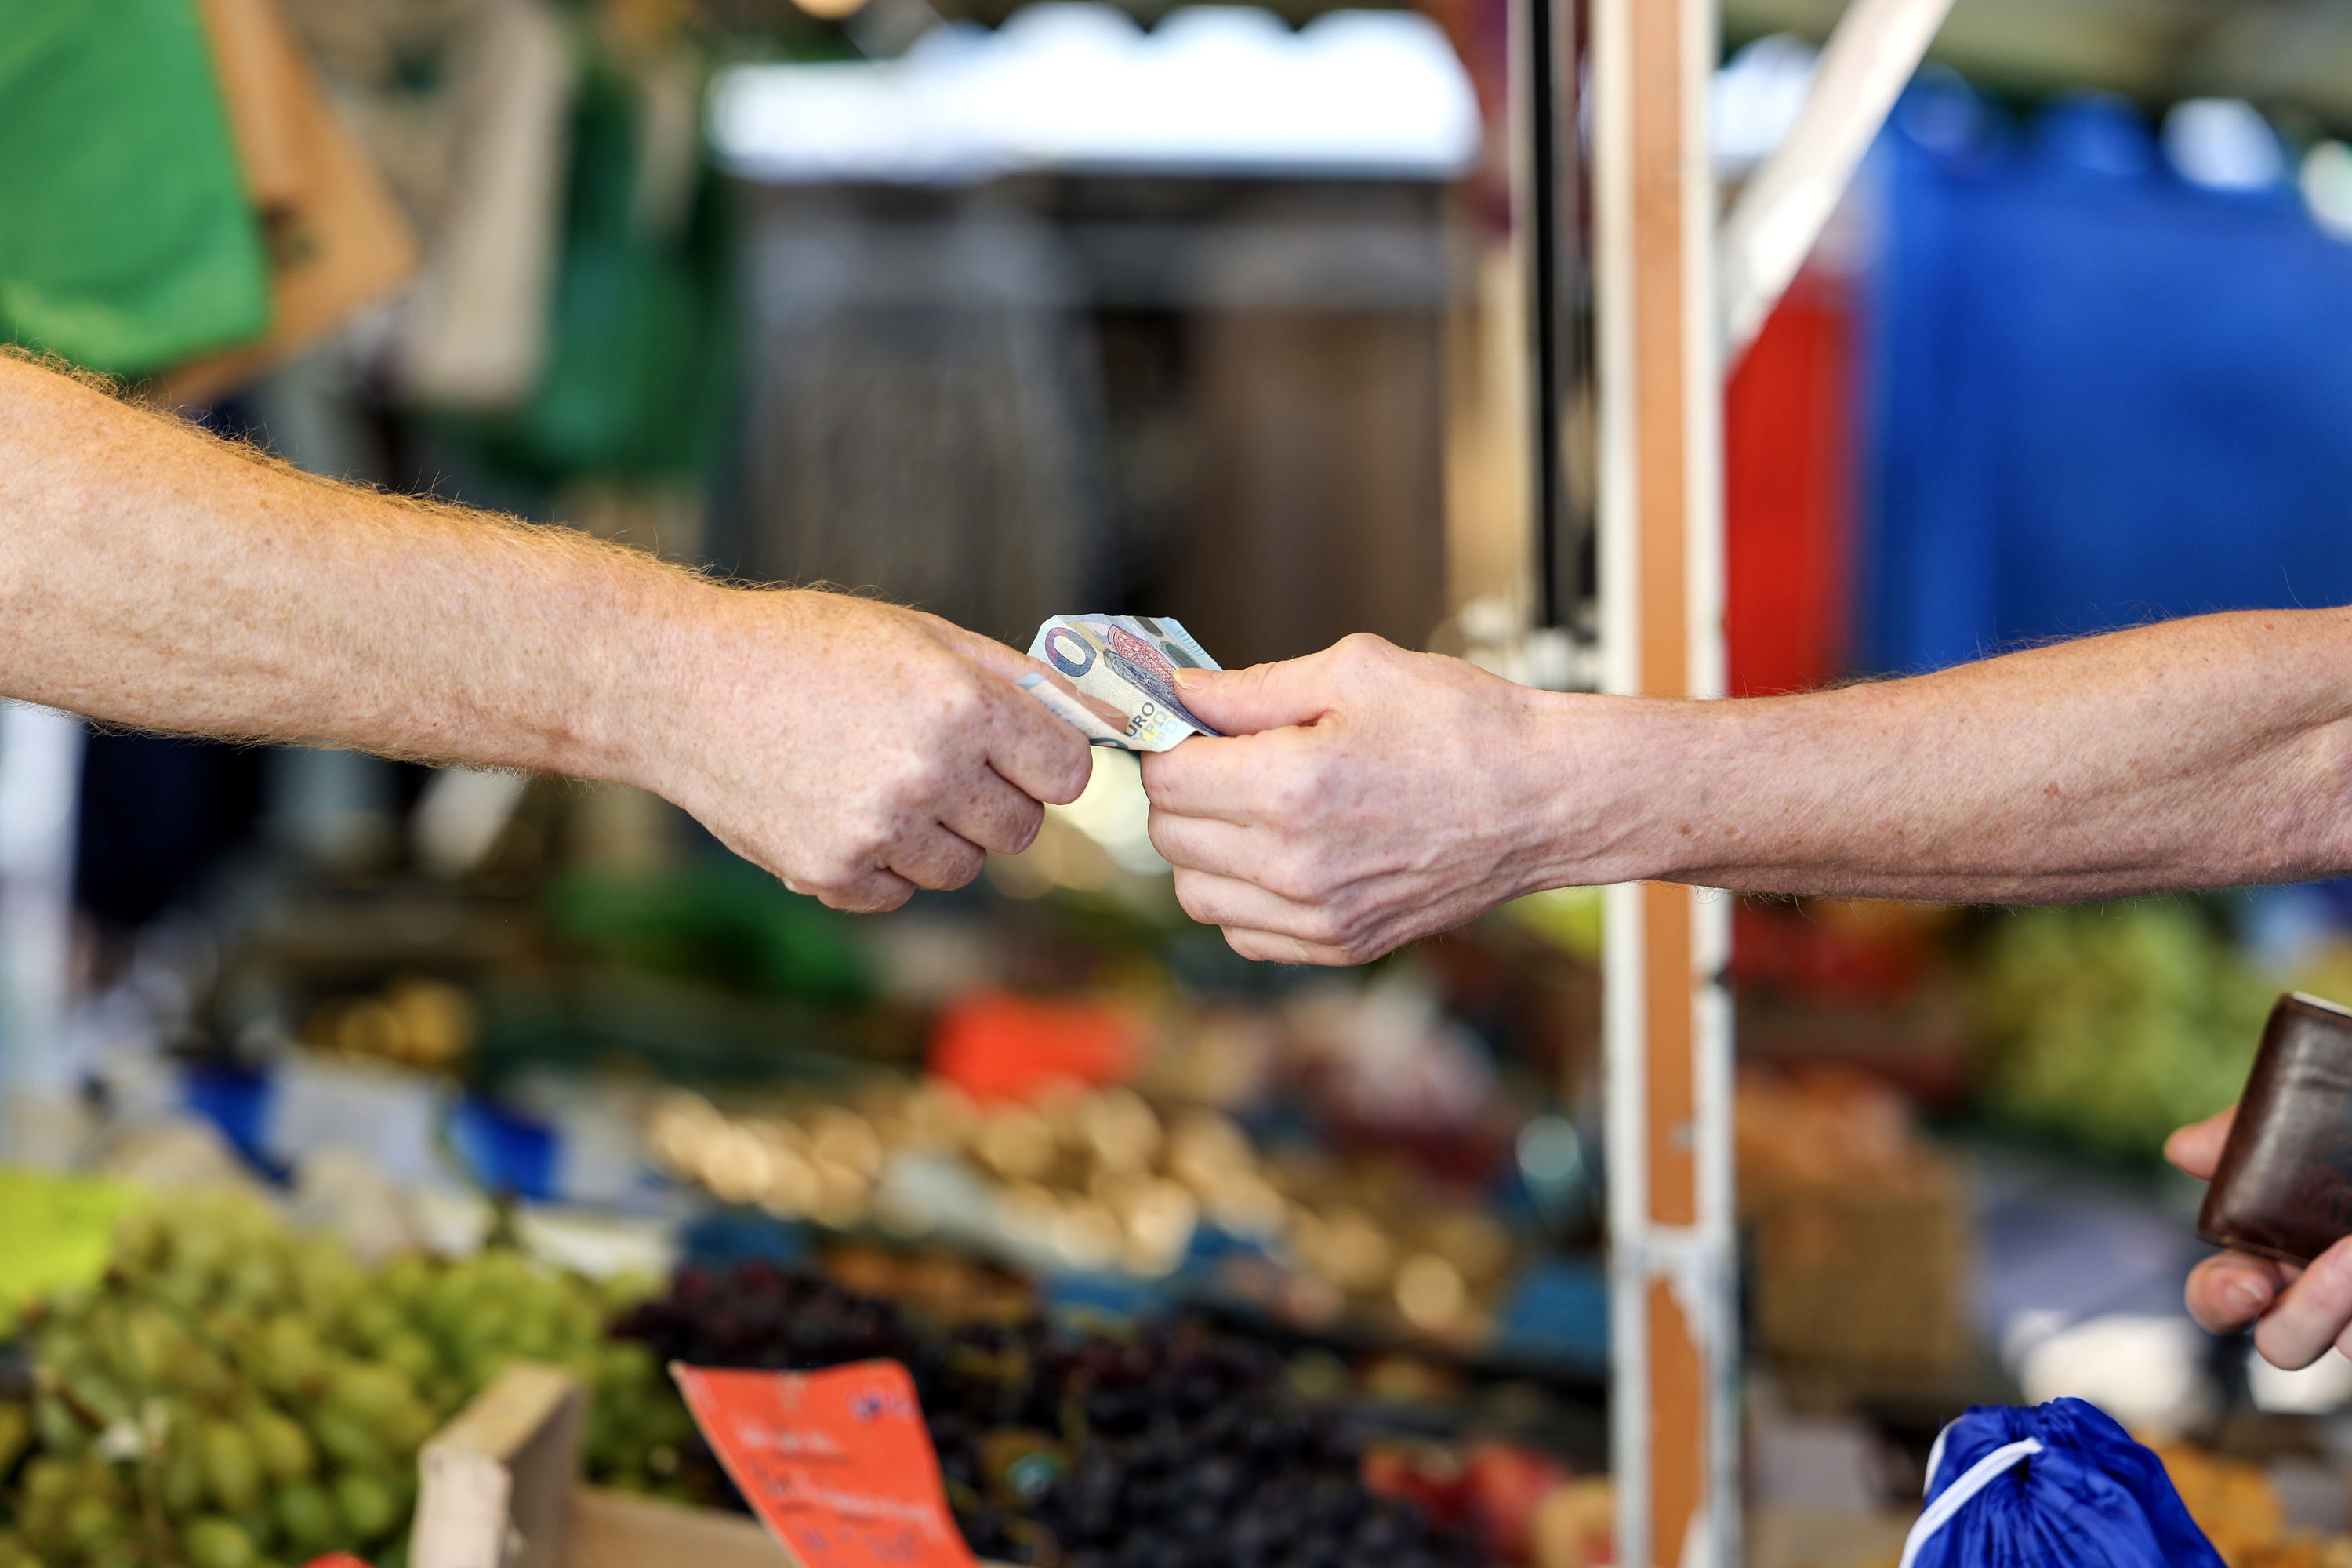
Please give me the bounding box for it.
[458,53,740,482]
[0,0,270,376]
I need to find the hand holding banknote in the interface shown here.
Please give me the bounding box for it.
[1016,623,1579,964]
[681,593,1091,912]
[1018,613,1225,751]
[1134,635,1588,965]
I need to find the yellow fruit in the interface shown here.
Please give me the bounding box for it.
[274,1482,339,1557]
[64,1494,118,1552]
[326,1362,412,1425]
[183,1516,257,1568]
[250,1409,315,1483]
[333,1471,397,1540]
[201,1419,263,1515]
[309,1410,383,1472]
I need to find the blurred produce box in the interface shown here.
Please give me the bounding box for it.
[1737,1068,1973,1382]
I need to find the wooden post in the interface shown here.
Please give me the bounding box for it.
[1591,0,1735,1559]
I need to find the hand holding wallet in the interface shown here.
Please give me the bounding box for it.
[2198,992,2352,1265]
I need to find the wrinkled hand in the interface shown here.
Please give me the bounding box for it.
[1138,633,1576,964]
[652,590,1090,912]
[2169,1108,2352,1369]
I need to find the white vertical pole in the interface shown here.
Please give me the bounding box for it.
[0,703,85,1140]
[1592,0,1736,1556]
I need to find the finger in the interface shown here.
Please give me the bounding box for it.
[2165,1107,2237,1181]
[1171,646,1353,736]
[1146,810,1270,880]
[1026,656,1130,731]
[2253,1235,2352,1370]
[1218,925,1358,967]
[976,669,1093,806]
[1170,866,1331,940]
[1140,734,1289,824]
[2184,1249,2290,1336]
[794,864,919,915]
[884,822,989,895]
[938,768,1049,857]
[1167,866,1412,964]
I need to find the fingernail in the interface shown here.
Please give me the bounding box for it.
[1174,667,1209,691]
[2226,1279,2271,1319]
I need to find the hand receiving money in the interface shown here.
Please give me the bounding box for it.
[1020,614,1225,751]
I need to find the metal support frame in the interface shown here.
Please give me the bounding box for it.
[1522,0,1577,630]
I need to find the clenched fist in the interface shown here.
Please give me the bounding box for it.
[641,590,1092,912]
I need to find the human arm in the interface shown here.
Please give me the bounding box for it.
[1140,615,2352,964]
[0,352,1091,909]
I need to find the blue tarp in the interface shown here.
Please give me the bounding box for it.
[1859,86,2352,675]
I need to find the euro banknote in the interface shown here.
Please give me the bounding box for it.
[1023,614,1224,752]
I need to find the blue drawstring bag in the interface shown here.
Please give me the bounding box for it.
[1899,1399,2226,1568]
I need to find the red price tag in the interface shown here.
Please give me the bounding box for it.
[671,1360,978,1568]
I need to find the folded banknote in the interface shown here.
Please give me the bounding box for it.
[1022,614,1224,752]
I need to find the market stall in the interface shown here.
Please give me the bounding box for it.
[17,0,2352,1564]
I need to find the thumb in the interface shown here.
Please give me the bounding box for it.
[2165,1105,2236,1181]
[1174,658,1334,736]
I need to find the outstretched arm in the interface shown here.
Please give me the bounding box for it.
[0,352,1091,909]
[1141,613,2352,964]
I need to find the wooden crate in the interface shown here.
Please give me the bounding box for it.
[411,1363,787,1568]
[412,1362,1025,1568]
[1749,1156,1973,1381]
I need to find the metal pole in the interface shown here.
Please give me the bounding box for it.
[1526,0,1568,630]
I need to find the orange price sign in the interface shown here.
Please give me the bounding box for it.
[671,1360,978,1568]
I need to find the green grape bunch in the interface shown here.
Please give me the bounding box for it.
[0,1189,673,1568]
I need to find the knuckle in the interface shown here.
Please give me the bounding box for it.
[1260,854,1321,905]
[1000,800,1046,855]
[1263,771,1329,828]
[1300,909,1353,950]
[915,673,991,736]
[1272,844,1349,906]
[916,843,985,891]
[942,677,994,728]
[846,811,899,861]
[1171,869,1219,922]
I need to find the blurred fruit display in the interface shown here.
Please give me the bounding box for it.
[2143,1437,2352,1568]
[301,976,477,1073]
[612,1258,1502,1568]
[644,1076,1519,1344]
[1975,901,2272,1158]
[0,1189,677,1568]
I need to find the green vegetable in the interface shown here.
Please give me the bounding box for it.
[1976,900,2271,1156]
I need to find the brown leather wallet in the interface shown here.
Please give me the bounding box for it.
[2198,992,2352,1265]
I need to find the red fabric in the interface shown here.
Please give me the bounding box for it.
[1725,267,1857,697]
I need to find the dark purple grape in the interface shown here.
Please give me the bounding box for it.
[608,1260,1486,1567]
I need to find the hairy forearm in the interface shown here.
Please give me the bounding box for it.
[0,350,1095,911]
[1552,609,2352,900]
[0,353,709,784]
